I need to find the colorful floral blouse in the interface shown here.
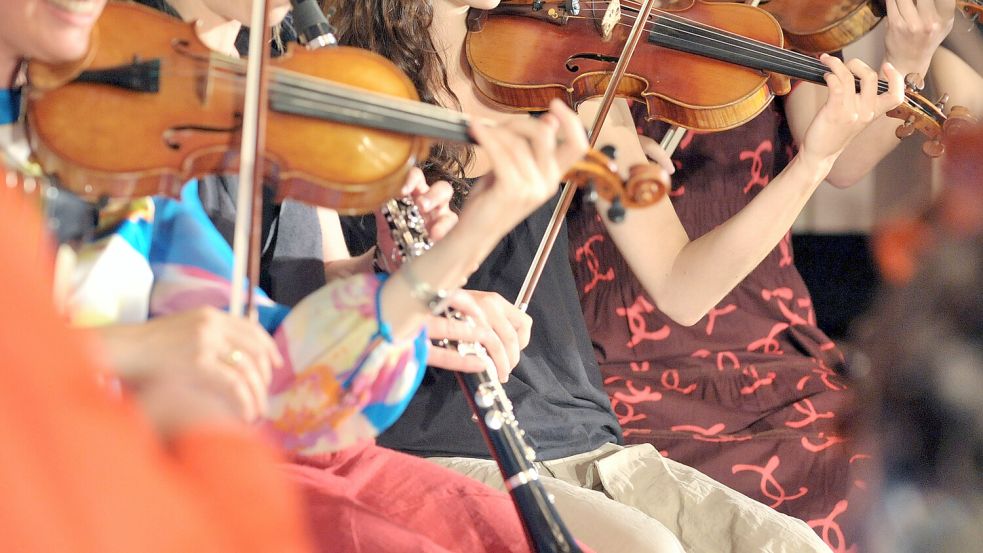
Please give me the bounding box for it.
[67,181,428,455]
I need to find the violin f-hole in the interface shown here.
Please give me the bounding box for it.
[163,117,242,150]
[565,53,619,73]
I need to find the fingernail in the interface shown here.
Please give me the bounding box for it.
[420,198,432,211]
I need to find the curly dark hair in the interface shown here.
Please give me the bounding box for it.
[321,0,473,206]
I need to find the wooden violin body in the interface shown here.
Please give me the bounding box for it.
[27,2,430,212]
[28,2,663,212]
[470,0,969,155]
[467,0,791,132]
[707,0,885,54]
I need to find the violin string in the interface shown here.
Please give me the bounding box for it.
[583,0,834,74]
[573,1,923,110]
[581,7,843,79]
[580,1,889,91]
[201,57,476,140]
[205,56,474,127]
[209,54,473,125]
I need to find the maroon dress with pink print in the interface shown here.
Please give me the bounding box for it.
[568,99,867,553]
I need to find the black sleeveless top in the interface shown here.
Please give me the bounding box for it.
[344,194,622,461]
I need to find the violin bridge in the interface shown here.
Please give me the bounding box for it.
[599,0,621,41]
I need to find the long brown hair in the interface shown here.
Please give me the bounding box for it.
[321,0,473,203]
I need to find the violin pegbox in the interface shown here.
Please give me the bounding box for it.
[888,72,968,158]
[570,147,668,223]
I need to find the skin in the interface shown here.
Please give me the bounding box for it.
[785,0,957,188]
[94,0,588,415]
[930,45,983,115]
[0,0,261,432]
[0,0,108,86]
[422,0,907,335]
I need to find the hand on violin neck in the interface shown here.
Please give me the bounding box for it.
[462,99,588,232]
[884,0,957,77]
[798,55,905,168]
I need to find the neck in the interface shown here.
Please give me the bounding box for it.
[167,0,242,56]
[431,2,471,83]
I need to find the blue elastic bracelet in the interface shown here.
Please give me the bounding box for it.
[374,273,395,343]
[0,88,21,125]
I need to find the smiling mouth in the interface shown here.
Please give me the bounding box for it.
[45,0,100,16]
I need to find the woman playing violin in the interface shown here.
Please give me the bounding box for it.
[567,0,957,550]
[326,0,909,552]
[58,1,601,552]
[0,0,313,551]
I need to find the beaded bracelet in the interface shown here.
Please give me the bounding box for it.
[398,260,450,314]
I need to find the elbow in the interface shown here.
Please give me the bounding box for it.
[825,175,858,190]
[824,166,871,190]
[655,299,707,328]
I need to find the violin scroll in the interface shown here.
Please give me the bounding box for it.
[889,70,978,158]
[958,0,982,20]
[564,148,669,222]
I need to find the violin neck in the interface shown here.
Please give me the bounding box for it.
[266,71,475,144]
[643,15,855,88]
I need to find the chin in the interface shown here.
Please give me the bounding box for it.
[464,0,501,9]
[35,30,92,64]
[269,5,291,26]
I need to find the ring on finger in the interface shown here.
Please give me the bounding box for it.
[222,349,245,367]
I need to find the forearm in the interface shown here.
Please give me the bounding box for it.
[823,114,903,188]
[90,324,149,380]
[380,216,500,339]
[323,249,374,281]
[820,52,934,188]
[606,153,833,325]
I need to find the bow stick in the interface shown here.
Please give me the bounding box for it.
[229,0,275,318]
[515,0,660,311]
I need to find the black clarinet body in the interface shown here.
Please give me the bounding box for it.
[382,197,581,553]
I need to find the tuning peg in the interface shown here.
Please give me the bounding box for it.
[904,73,925,92]
[934,92,950,111]
[607,195,626,223]
[582,179,598,205]
[600,144,617,160]
[895,116,916,139]
[922,139,945,158]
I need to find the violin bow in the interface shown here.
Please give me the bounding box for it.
[515,0,661,311]
[229,0,275,318]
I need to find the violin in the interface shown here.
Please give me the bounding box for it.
[467,0,973,156]
[960,0,983,19]
[25,2,665,213]
[704,1,982,55]
[705,0,885,54]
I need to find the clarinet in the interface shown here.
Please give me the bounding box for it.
[382,197,582,553]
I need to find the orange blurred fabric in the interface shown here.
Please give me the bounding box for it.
[0,184,313,553]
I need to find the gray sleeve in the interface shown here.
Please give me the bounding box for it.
[197,176,326,307]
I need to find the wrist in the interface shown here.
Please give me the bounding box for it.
[93,324,145,380]
[790,148,838,182]
[883,53,932,82]
[371,245,393,274]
